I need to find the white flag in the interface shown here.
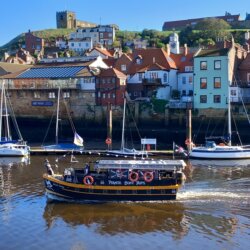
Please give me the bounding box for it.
[74,132,84,146]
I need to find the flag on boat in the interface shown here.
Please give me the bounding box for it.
[74,132,84,147]
[173,142,188,156]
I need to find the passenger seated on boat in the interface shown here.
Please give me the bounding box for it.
[64,168,75,182]
[44,159,54,176]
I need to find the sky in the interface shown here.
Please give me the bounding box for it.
[0,0,249,47]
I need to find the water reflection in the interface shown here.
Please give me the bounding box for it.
[0,156,30,167]
[43,202,189,238]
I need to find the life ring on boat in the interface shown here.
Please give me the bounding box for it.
[105,137,112,145]
[185,139,191,145]
[129,171,139,182]
[143,171,154,182]
[83,175,94,185]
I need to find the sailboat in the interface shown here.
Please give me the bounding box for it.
[189,83,250,159]
[0,82,30,156]
[107,98,148,157]
[42,87,84,152]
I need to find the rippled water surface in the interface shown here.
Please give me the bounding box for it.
[0,155,250,250]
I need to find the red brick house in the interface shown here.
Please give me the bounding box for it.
[96,67,127,106]
[25,30,44,55]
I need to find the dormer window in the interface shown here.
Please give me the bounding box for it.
[136,55,142,64]
[121,65,126,71]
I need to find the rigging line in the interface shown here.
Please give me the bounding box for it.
[232,110,243,146]
[42,104,57,146]
[192,115,204,143]
[5,89,23,141]
[63,98,76,133]
[205,116,211,138]
[126,101,142,140]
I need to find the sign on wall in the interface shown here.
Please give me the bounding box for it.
[32,101,54,106]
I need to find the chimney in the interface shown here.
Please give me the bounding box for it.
[153,57,155,63]
[184,44,188,56]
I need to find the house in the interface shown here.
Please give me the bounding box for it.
[193,47,237,109]
[25,30,44,56]
[86,47,114,59]
[55,36,68,50]
[96,67,127,106]
[69,25,116,48]
[0,62,32,76]
[0,62,99,118]
[116,48,178,100]
[68,38,93,55]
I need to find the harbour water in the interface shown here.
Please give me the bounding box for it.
[0,155,250,250]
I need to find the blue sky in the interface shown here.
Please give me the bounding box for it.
[0,0,249,46]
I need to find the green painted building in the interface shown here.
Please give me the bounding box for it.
[193,47,235,109]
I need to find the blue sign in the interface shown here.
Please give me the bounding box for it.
[32,101,54,106]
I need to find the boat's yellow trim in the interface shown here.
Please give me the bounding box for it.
[43,173,180,190]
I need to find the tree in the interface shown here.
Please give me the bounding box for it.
[195,18,231,41]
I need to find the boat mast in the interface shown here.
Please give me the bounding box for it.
[121,97,126,151]
[0,81,4,141]
[55,87,60,145]
[228,82,232,146]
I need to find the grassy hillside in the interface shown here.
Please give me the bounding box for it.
[0,28,73,57]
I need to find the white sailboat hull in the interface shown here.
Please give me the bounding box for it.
[0,144,30,157]
[107,148,149,157]
[189,145,250,159]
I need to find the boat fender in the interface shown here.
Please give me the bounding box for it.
[83,175,94,185]
[143,171,154,182]
[128,171,139,182]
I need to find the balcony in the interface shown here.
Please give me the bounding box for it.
[168,99,193,109]
[142,78,162,86]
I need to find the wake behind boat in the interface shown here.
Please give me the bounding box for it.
[43,158,186,202]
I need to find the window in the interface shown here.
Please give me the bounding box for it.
[48,92,56,99]
[63,92,70,98]
[189,90,193,96]
[200,61,207,70]
[214,77,221,88]
[182,90,186,96]
[200,78,207,89]
[138,73,143,81]
[100,33,103,38]
[163,73,168,83]
[214,60,221,70]
[182,76,186,84]
[34,92,40,99]
[231,89,237,96]
[214,95,221,103]
[200,95,207,103]
[121,64,126,71]
[71,43,74,47]
[189,76,193,84]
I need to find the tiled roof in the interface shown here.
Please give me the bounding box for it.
[171,53,194,72]
[99,67,127,78]
[91,47,113,57]
[16,66,85,79]
[0,62,32,76]
[127,48,177,75]
[195,48,229,57]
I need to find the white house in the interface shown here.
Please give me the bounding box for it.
[68,38,93,54]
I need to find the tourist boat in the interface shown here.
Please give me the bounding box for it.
[0,82,30,156]
[189,85,250,159]
[43,158,186,202]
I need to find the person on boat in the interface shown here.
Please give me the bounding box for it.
[44,159,54,175]
[84,163,90,175]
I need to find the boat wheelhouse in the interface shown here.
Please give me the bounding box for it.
[43,159,186,202]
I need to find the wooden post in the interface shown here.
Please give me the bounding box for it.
[186,103,192,152]
[107,103,112,149]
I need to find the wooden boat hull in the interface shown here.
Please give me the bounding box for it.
[43,174,180,202]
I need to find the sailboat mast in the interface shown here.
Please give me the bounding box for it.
[0,81,4,141]
[55,87,60,145]
[3,85,11,140]
[121,97,126,151]
[228,82,232,146]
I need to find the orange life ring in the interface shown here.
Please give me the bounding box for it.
[185,139,191,145]
[83,175,94,185]
[143,171,154,182]
[128,171,139,182]
[105,138,112,145]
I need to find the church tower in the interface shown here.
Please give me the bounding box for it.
[169,33,180,54]
[56,11,76,29]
